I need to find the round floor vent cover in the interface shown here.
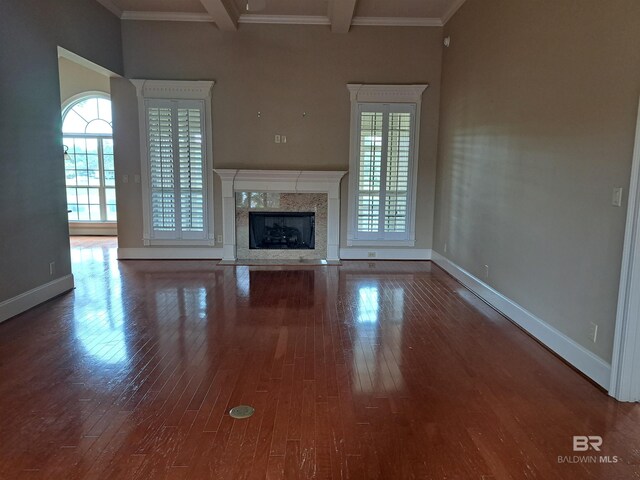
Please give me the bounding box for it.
[229,405,255,419]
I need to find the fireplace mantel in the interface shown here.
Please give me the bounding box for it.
[215,169,347,262]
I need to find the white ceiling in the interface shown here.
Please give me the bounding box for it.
[99,0,465,25]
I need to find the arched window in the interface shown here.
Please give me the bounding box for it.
[62,94,116,222]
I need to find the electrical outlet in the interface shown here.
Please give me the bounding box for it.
[589,322,599,343]
[483,264,489,279]
[612,187,623,207]
[217,235,223,244]
[49,262,55,276]
[275,134,281,144]
[367,251,376,258]
[123,174,129,184]
[368,262,376,269]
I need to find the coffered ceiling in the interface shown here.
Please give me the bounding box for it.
[96,0,465,30]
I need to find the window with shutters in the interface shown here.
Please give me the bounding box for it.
[133,80,215,245]
[347,85,427,246]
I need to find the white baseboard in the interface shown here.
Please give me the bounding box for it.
[69,222,117,236]
[117,247,224,260]
[431,251,611,390]
[0,275,75,324]
[339,248,432,260]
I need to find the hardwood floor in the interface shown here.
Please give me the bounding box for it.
[0,236,638,479]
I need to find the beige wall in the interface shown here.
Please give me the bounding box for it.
[58,56,111,105]
[434,0,640,361]
[0,0,122,303]
[113,22,443,250]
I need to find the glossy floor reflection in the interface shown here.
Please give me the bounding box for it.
[0,237,638,479]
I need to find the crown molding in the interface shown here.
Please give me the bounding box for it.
[121,11,214,22]
[352,16,442,27]
[441,0,467,25]
[347,84,429,103]
[238,14,331,25]
[131,79,215,99]
[95,0,122,17]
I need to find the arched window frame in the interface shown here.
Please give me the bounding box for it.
[61,92,117,224]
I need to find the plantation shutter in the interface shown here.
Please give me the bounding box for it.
[145,99,208,240]
[355,103,416,240]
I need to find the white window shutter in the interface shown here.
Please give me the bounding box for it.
[177,106,206,238]
[148,103,176,237]
[354,103,416,241]
[144,99,208,241]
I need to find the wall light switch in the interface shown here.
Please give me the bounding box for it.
[134,174,141,184]
[612,187,623,207]
[282,135,287,144]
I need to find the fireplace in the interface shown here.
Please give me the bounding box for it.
[215,169,347,262]
[249,212,315,250]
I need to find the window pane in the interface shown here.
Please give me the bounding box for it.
[97,98,112,124]
[89,205,101,221]
[88,188,100,204]
[62,110,87,134]
[88,170,101,186]
[105,188,116,205]
[87,154,99,171]
[85,138,98,154]
[66,188,77,204]
[103,154,114,171]
[103,139,114,155]
[106,204,117,221]
[86,119,112,135]
[76,188,89,204]
[104,170,115,187]
[77,204,90,221]
[74,98,99,125]
[65,170,77,186]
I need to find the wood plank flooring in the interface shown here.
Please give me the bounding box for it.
[0,236,638,479]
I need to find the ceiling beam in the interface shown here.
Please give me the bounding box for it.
[329,0,358,33]
[199,0,240,31]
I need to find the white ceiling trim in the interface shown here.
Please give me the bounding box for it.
[95,0,122,17]
[352,16,442,27]
[238,14,331,25]
[119,12,446,27]
[442,0,467,24]
[121,11,214,22]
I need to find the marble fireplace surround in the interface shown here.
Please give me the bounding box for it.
[215,169,347,263]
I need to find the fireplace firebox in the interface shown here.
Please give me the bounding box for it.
[249,212,315,250]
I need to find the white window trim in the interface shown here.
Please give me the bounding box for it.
[132,79,215,246]
[346,84,428,247]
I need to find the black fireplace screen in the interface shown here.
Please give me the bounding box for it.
[249,212,315,250]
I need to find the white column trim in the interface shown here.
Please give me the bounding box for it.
[610,97,640,402]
